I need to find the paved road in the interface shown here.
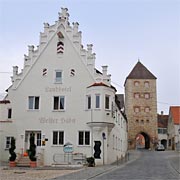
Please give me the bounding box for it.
[92,150,180,180]
[55,150,179,180]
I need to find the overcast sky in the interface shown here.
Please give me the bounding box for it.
[0,0,179,114]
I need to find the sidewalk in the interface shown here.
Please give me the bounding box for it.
[0,150,141,180]
[51,150,141,180]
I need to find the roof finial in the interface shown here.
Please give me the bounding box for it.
[138,57,140,62]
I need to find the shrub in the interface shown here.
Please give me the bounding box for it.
[28,133,36,161]
[9,137,16,161]
[86,157,95,167]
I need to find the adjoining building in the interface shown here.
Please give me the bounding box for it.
[0,8,128,166]
[167,106,180,151]
[124,61,158,150]
[157,111,168,149]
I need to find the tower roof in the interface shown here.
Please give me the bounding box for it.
[126,61,157,80]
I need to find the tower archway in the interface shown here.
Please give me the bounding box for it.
[136,132,150,149]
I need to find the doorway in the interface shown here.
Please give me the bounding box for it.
[24,131,42,153]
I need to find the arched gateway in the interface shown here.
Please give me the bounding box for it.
[124,61,158,150]
[136,132,150,149]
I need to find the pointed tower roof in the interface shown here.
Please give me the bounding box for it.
[126,61,157,80]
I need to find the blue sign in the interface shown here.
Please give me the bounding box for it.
[63,142,73,153]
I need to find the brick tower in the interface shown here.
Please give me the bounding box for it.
[124,61,158,149]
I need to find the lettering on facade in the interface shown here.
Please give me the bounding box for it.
[45,86,71,93]
[39,117,76,124]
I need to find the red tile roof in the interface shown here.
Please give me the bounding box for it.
[157,114,168,128]
[87,82,117,91]
[88,82,109,88]
[170,106,180,125]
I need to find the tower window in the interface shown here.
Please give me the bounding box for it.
[134,81,140,87]
[144,81,150,88]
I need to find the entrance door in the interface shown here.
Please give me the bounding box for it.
[24,131,42,153]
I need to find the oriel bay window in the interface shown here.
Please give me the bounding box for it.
[78,131,90,145]
[28,96,40,110]
[53,131,64,145]
[53,96,65,110]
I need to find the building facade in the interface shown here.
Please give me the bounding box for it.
[124,61,158,150]
[167,106,180,151]
[157,112,168,149]
[0,8,128,166]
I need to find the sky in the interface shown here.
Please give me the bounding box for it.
[0,0,179,114]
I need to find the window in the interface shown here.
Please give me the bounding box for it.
[105,95,110,109]
[141,120,144,124]
[5,136,13,149]
[8,108,12,119]
[53,96,65,110]
[134,93,140,99]
[145,107,150,113]
[78,131,90,145]
[144,81,149,88]
[28,96,40,110]
[134,107,140,113]
[53,131,64,145]
[55,70,62,83]
[158,128,167,134]
[37,133,41,146]
[134,81,140,87]
[136,119,139,123]
[144,93,150,99]
[95,94,100,108]
[87,95,91,109]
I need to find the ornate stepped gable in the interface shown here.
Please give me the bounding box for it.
[10,8,111,90]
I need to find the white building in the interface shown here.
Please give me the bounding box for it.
[0,8,128,166]
[167,106,180,151]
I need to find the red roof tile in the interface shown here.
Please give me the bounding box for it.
[87,82,117,91]
[170,106,180,125]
